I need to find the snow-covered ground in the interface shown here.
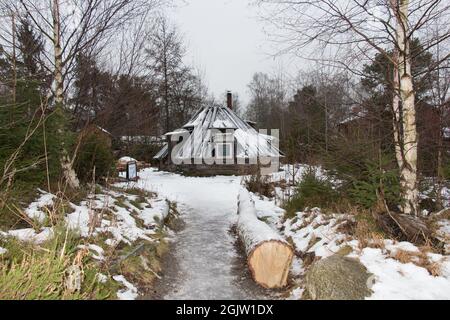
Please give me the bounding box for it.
[121,165,450,300]
[113,275,139,300]
[2,164,449,300]
[352,246,450,299]
[120,168,272,299]
[230,163,450,300]
[0,186,170,300]
[280,209,450,299]
[2,188,169,247]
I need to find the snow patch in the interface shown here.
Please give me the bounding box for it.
[283,208,450,299]
[290,257,305,276]
[96,273,108,284]
[24,190,56,222]
[350,248,450,300]
[113,275,138,300]
[64,190,167,245]
[251,193,285,229]
[119,156,137,162]
[66,204,91,237]
[283,209,350,258]
[138,198,169,227]
[288,287,305,300]
[7,227,53,244]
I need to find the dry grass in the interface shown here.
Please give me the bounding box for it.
[0,228,119,300]
[355,220,371,249]
[112,186,156,199]
[115,237,169,293]
[335,219,356,235]
[300,252,318,269]
[348,206,388,251]
[368,233,386,250]
[243,173,275,198]
[391,249,442,277]
[425,261,442,277]
[392,249,417,264]
[353,218,387,250]
[328,198,355,214]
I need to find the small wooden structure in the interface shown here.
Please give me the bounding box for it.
[153,92,283,175]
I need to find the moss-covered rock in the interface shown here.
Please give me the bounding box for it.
[305,254,373,300]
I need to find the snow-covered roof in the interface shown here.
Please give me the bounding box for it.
[339,109,368,125]
[155,105,282,161]
[119,156,137,163]
[153,143,168,160]
[164,129,189,136]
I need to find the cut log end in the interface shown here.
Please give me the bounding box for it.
[248,240,294,289]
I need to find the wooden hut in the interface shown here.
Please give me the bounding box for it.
[154,92,283,175]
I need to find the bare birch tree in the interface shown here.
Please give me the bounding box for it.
[0,0,167,188]
[256,0,450,215]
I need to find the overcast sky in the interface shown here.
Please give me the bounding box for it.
[168,0,293,106]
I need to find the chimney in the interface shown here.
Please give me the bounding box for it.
[226,91,232,110]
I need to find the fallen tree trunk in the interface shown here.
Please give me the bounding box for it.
[375,199,434,245]
[237,188,293,288]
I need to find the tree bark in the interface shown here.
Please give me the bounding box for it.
[52,0,80,189]
[11,12,16,105]
[53,0,64,107]
[392,48,403,171]
[393,0,419,215]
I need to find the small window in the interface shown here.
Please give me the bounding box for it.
[214,132,233,143]
[216,143,233,159]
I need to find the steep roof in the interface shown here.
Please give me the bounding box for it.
[154,105,282,161]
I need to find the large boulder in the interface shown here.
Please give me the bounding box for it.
[305,254,373,300]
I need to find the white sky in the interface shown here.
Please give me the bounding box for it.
[168,0,294,105]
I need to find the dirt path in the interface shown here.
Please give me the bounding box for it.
[134,169,276,300]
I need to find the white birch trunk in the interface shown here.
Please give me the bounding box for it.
[394,0,419,215]
[392,48,403,171]
[11,13,16,105]
[52,0,80,189]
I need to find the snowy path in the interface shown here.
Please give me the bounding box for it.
[130,168,272,299]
